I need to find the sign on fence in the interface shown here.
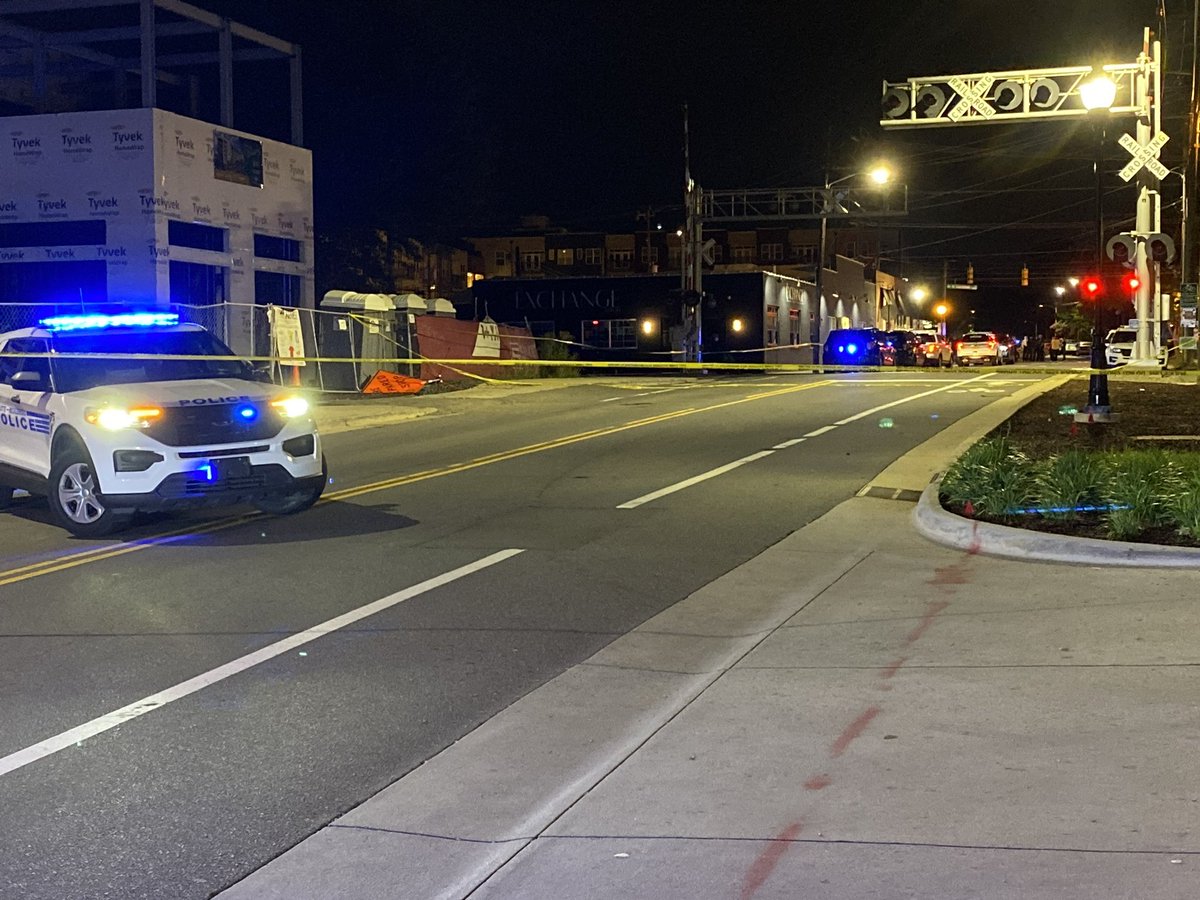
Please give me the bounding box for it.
[268,306,306,366]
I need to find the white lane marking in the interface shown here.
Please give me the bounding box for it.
[0,549,525,779]
[772,438,807,449]
[833,373,994,425]
[617,451,775,509]
[804,425,838,437]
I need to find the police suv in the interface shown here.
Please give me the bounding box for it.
[0,312,325,537]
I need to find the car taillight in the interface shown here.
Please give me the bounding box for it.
[954,341,962,350]
[987,340,996,348]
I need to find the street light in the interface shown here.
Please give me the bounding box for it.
[1078,69,1116,422]
[815,163,892,364]
[934,302,949,337]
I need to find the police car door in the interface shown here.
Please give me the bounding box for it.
[1,337,54,477]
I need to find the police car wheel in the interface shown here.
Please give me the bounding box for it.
[48,446,122,538]
[253,455,326,517]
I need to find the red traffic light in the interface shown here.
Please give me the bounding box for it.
[1081,276,1102,299]
[1123,272,1141,293]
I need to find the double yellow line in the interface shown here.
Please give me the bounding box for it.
[0,380,832,587]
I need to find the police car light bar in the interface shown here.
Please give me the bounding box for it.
[38,312,180,331]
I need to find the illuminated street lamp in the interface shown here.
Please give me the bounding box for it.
[1078,68,1117,422]
[816,163,893,363]
[934,301,949,337]
[910,286,928,302]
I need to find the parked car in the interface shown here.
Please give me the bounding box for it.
[1104,327,1167,367]
[994,333,1020,364]
[823,328,883,368]
[913,331,953,367]
[0,312,326,537]
[881,330,921,366]
[954,331,1004,366]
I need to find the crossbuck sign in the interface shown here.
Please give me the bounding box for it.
[1118,132,1168,182]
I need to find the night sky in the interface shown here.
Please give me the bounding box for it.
[26,0,1180,329]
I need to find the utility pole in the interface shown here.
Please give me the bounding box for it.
[636,207,655,274]
[681,104,703,363]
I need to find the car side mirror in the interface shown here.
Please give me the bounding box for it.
[11,370,45,390]
[250,360,275,383]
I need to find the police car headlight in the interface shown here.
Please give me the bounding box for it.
[85,406,163,430]
[271,396,309,418]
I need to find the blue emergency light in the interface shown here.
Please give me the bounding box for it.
[38,312,180,331]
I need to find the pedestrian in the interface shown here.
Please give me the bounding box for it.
[1049,334,1063,361]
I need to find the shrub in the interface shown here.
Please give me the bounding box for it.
[940,437,1034,519]
[536,331,581,378]
[1101,448,1186,539]
[1032,449,1104,520]
[1168,456,1200,539]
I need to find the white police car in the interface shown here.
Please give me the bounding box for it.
[0,312,326,537]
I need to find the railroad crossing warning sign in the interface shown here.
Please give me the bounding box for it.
[947,75,996,121]
[1118,132,1169,182]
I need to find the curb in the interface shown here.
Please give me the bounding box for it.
[912,475,1200,568]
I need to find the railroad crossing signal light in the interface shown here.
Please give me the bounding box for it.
[1146,232,1176,264]
[1106,234,1136,267]
[1081,276,1102,300]
[1123,271,1141,293]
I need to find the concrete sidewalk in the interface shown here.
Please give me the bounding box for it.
[225,379,1199,900]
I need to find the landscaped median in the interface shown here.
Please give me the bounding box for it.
[914,375,1200,564]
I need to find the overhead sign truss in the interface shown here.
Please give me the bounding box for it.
[881,62,1143,127]
[702,185,908,222]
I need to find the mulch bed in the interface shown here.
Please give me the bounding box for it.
[942,375,1200,548]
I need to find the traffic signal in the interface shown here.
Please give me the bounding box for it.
[1080,276,1102,300]
[1020,264,1029,287]
[966,262,975,285]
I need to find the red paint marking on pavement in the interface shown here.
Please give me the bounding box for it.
[740,821,803,900]
[830,705,881,758]
[804,774,831,790]
[928,561,971,586]
[967,520,982,554]
[879,656,907,680]
[905,600,949,645]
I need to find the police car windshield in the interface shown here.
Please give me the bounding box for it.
[50,329,252,393]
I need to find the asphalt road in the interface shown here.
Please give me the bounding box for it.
[0,369,1044,899]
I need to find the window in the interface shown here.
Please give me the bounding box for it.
[732,246,753,263]
[254,233,302,262]
[844,241,857,259]
[581,318,637,349]
[760,243,783,261]
[608,249,632,269]
[50,331,248,393]
[766,306,779,345]
[494,250,506,267]
[640,246,660,264]
[557,248,575,265]
[0,220,106,248]
[169,220,226,252]
[0,259,106,305]
[522,252,543,271]
[170,260,227,306]
[0,338,50,385]
[792,244,816,265]
[583,247,601,266]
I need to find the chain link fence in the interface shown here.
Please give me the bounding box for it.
[0,301,415,393]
